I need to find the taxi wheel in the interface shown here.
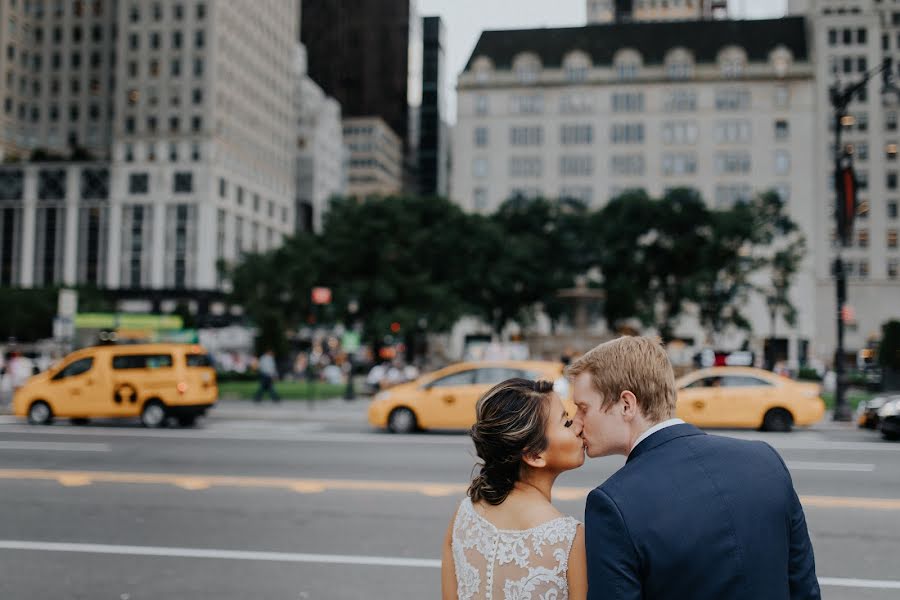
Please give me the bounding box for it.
[387,407,418,434]
[140,400,168,428]
[762,408,793,433]
[27,401,53,425]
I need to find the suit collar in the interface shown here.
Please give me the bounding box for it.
[626,422,706,463]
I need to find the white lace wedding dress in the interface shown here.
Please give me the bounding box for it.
[451,497,581,600]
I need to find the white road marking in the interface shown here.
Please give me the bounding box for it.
[0,540,442,568]
[0,540,898,590]
[785,461,875,472]
[819,577,900,590]
[0,441,110,452]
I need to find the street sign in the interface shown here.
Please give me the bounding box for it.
[312,287,332,305]
[341,331,361,353]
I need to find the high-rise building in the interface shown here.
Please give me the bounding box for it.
[300,0,421,178]
[0,0,117,159]
[0,0,300,294]
[787,0,900,358]
[295,44,345,233]
[344,116,403,198]
[418,16,449,197]
[453,17,819,364]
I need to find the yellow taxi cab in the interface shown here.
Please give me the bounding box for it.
[13,343,217,427]
[368,360,569,433]
[676,366,825,432]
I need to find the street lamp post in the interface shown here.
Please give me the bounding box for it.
[829,58,898,420]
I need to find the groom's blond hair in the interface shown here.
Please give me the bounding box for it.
[565,336,676,423]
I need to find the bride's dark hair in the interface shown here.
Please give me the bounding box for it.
[468,378,555,506]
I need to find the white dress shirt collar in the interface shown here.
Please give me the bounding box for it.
[630,418,685,454]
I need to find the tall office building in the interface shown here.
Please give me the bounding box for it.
[0,0,117,159]
[787,0,900,358]
[300,0,421,178]
[0,0,300,295]
[453,17,819,363]
[418,16,449,197]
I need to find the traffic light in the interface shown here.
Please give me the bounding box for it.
[835,161,857,246]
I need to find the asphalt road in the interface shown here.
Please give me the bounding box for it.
[0,400,898,599]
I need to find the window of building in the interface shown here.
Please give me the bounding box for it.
[560,155,593,177]
[169,142,178,162]
[858,229,869,247]
[475,94,488,116]
[559,186,593,205]
[509,157,542,177]
[775,150,790,175]
[193,58,203,77]
[889,200,898,219]
[714,184,752,208]
[664,90,696,112]
[889,172,899,190]
[472,157,488,178]
[716,151,751,174]
[173,172,192,193]
[715,89,751,110]
[174,3,183,20]
[828,29,837,46]
[473,188,487,211]
[510,126,543,146]
[192,88,203,105]
[192,116,202,132]
[197,3,206,19]
[611,123,644,144]
[195,30,205,49]
[219,178,227,198]
[775,120,789,140]
[889,259,899,279]
[857,200,870,219]
[888,112,898,131]
[510,94,543,114]
[474,127,488,147]
[662,121,698,145]
[714,120,751,144]
[171,58,181,77]
[888,229,898,248]
[173,31,182,49]
[859,260,869,278]
[150,31,160,49]
[560,93,593,114]
[609,154,644,176]
[662,153,697,176]
[560,124,593,145]
[129,173,149,194]
[611,92,644,112]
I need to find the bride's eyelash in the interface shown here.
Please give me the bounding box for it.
[564,419,573,428]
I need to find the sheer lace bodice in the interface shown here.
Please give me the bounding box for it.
[451,496,581,600]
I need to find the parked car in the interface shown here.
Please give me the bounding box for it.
[856,394,897,429]
[878,397,900,441]
[367,360,569,433]
[675,367,826,432]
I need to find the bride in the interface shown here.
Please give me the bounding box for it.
[441,378,587,599]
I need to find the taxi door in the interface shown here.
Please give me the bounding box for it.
[420,369,477,429]
[46,356,102,417]
[676,376,724,427]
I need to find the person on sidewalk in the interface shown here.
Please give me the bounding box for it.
[253,350,280,403]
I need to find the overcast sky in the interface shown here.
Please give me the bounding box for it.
[416,0,788,123]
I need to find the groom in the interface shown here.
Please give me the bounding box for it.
[568,336,820,600]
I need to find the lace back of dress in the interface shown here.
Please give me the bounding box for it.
[451,497,579,600]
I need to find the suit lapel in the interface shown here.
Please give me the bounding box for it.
[626,423,706,464]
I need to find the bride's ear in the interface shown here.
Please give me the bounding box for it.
[522,450,547,469]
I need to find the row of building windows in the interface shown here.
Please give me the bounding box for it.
[471,151,792,178]
[0,168,108,201]
[218,178,289,222]
[123,141,201,163]
[129,2,207,23]
[124,57,205,79]
[127,30,205,51]
[474,87,786,117]
[5,48,107,70]
[474,121,791,148]
[123,115,202,135]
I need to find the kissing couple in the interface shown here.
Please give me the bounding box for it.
[441,336,820,600]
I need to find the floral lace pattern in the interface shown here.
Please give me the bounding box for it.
[451,497,580,600]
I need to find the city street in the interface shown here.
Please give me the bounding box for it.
[1,400,899,599]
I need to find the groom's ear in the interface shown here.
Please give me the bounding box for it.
[620,390,639,421]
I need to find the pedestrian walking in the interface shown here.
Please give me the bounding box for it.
[253,349,280,403]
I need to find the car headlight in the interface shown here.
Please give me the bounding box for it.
[374,391,391,402]
[878,400,900,418]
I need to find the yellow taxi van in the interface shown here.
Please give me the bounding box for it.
[13,343,217,427]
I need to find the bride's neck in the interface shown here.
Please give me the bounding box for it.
[514,472,557,503]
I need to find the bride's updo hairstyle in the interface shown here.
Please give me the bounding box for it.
[468,378,555,506]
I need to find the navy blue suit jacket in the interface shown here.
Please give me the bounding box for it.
[584,423,820,600]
